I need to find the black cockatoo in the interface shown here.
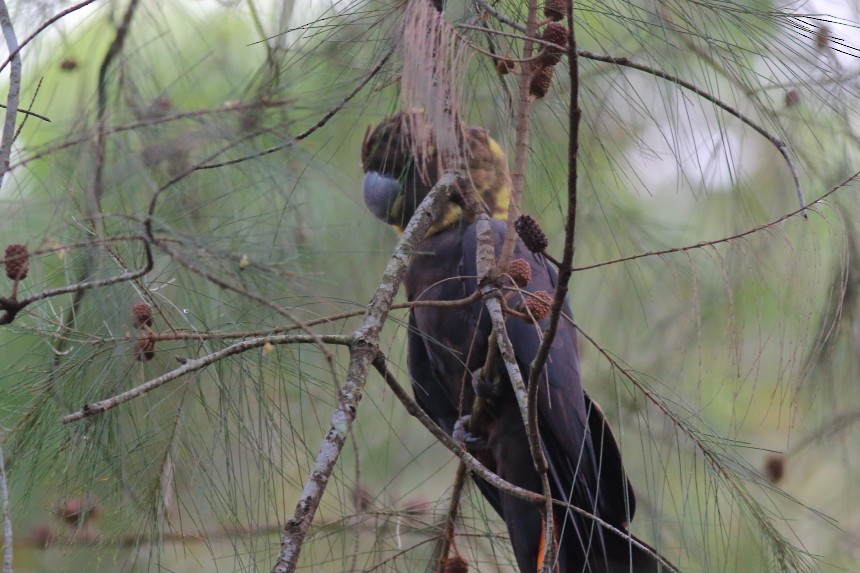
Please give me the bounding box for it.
[361,111,676,573]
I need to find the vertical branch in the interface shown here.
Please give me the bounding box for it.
[270,172,461,573]
[526,0,580,451]
[0,0,21,190]
[518,1,581,569]
[90,0,141,235]
[498,0,539,268]
[475,215,556,572]
[0,444,11,573]
[521,8,580,567]
[435,461,467,572]
[50,0,141,379]
[529,0,582,406]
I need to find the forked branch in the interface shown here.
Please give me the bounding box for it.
[270,171,462,573]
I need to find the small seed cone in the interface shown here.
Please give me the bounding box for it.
[442,555,469,573]
[537,23,568,67]
[508,259,532,288]
[543,0,567,22]
[5,244,29,280]
[764,454,785,484]
[494,57,514,75]
[55,499,99,526]
[135,337,156,362]
[784,89,801,108]
[815,25,830,51]
[515,215,549,253]
[520,291,553,323]
[131,302,154,328]
[529,65,554,99]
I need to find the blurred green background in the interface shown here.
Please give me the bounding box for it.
[1,0,859,572]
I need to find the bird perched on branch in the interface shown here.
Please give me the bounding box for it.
[361,111,676,573]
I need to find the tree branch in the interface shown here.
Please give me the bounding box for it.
[497,0,539,269]
[90,0,140,234]
[475,1,805,214]
[270,171,462,573]
[372,355,544,507]
[0,236,153,326]
[198,47,394,171]
[372,353,676,569]
[0,0,99,75]
[61,334,352,424]
[572,167,860,273]
[434,461,467,572]
[0,0,21,188]
[474,214,556,572]
[0,444,11,573]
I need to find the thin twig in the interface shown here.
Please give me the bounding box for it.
[0,235,143,263]
[474,2,556,565]
[0,444,11,573]
[0,237,153,325]
[24,516,459,550]
[572,167,860,272]
[577,49,805,216]
[144,127,271,228]
[475,1,805,214]
[0,0,99,75]
[16,292,483,347]
[62,334,353,423]
[435,461,467,572]
[0,104,49,122]
[0,0,21,187]
[270,171,462,573]
[9,99,295,173]
[497,0,539,269]
[372,354,676,569]
[475,1,525,34]
[153,237,340,392]
[90,0,140,234]
[13,77,43,140]
[198,47,394,171]
[455,22,567,53]
[529,5,581,568]
[451,24,546,64]
[474,215,556,572]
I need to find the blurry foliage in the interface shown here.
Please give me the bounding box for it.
[0,0,859,572]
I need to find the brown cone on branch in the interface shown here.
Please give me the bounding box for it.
[515,214,549,253]
[508,259,532,287]
[784,89,801,108]
[520,291,553,323]
[442,555,469,573]
[815,24,830,51]
[5,244,29,281]
[529,65,554,99]
[538,23,569,68]
[543,0,567,21]
[494,57,515,75]
[54,499,100,526]
[29,525,55,548]
[131,302,154,328]
[764,454,786,484]
[135,337,156,362]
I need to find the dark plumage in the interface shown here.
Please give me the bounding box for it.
[361,111,676,573]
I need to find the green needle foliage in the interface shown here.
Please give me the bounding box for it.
[0,1,858,572]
